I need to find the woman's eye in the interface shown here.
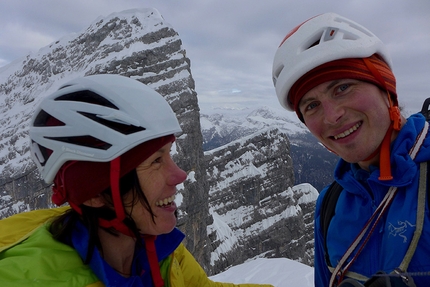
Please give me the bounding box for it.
[306,101,320,111]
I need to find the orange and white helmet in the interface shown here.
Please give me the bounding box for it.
[272,12,392,111]
[273,13,401,181]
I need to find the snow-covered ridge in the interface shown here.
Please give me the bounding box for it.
[201,105,307,151]
[0,8,180,178]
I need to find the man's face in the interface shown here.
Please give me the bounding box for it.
[299,79,391,168]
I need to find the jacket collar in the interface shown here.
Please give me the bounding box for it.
[70,220,184,286]
[335,113,430,192]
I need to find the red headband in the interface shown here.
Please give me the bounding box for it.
[289,55,397,121]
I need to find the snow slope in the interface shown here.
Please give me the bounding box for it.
[210,257,314,287]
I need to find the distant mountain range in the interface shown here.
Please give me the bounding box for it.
[200,106,339,191]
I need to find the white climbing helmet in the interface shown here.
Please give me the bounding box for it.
[272,12,392,111]
[29,74,181,184]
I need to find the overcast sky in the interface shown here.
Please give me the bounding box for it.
[1,0,429,115]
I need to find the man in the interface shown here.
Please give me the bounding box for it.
[272,12,430,287]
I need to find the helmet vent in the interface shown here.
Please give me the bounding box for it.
[323,27,339,41]
[33,110,66,127]
[78,112,146,135]
[273,64,284,84]
[308,39,321,49]
[302,31,325,51]
[340,29,360,41]
[333,17,374,39]
[45,135,112,150]
[31,140,52,166]
[55,90,119,110]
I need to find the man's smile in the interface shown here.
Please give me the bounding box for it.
[333,122,362,140]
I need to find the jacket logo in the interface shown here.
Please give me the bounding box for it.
[388,220,415,243]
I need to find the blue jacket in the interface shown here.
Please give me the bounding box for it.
[314,113,430,287]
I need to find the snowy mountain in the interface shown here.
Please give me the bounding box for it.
[200,106,339,191]
[205,129,317,270]
[210,257,314,287]
[200,105,307,151]
[0,7,318,281]
[0,7,213,271]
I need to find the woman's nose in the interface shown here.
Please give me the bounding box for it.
[168,161,187,185]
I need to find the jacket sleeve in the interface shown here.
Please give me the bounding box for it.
[171,243,273,287]
[314,187,332,287]
[0,206,70,251]
[0,208,102,287]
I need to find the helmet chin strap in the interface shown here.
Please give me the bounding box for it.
[107,158,164,286]
[67,157,135,237]
[362,58,401,181]
[98,157,135,237]
[378,125,395,180]
[377,105,401,181]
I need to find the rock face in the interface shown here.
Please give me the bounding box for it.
[0,8,317,275]
[205,128,316,269]
[201,107,339,191]
[0,8,211,271]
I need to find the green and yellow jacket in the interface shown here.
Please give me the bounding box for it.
[0,207,273,287]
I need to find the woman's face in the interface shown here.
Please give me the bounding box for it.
[125,141,187,235]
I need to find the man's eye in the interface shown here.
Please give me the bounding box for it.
[337,83,350,92]
[306,101,320,111]
[153,157,162,164]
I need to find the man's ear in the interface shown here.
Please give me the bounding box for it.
[82,194,105,208]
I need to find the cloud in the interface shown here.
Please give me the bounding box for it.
[0,23,55,49]
[0,0,429,114]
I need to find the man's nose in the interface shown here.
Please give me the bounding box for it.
[323,100,344,125]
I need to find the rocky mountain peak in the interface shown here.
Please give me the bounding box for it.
[0,8,319,275]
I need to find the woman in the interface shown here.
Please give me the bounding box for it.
[0,74,273,287]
